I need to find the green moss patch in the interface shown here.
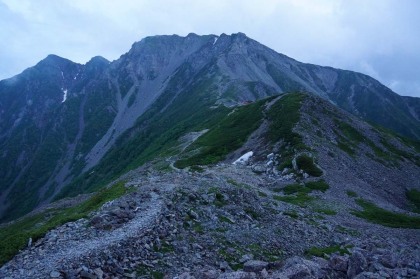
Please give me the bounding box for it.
[306,245,352,258]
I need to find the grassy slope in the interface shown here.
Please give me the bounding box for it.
[351,199,420,229]
[174,100,266,168]
[174,92,310,168]
[265,93,306,149]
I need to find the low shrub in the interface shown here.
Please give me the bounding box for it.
[305,180,329,192]
[296,155,323,177]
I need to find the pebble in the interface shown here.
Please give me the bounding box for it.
[49,271,60,278]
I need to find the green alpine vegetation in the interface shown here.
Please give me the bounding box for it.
[296,154,323,177]
[266,93,307,150]
[273,180,330,207]
[175,99,266,168]
[306,245,352,258]
[406,189,420,213]
[351,199,420,229]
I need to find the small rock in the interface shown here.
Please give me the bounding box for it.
[273,264,311,279]
[329,255,348,272]
[217,271,256,279]
[243,260,269,273]
[189,210,199,220]
[123,272,136,278]
[200,269,219,279]
[407,268,418,276]
[90,216,103,226]
[251,165,266,174]
[219,261,231,272]
[239,254,254,263]
[193,243,203,250]
[347,251,367,278]
[177,272,196,279]
[380,253,397,268]
[93,268,104,279]
[80,270,97,279]
[260,268,268,278]
[50,270,61,278]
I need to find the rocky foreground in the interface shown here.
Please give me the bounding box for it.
[0,163,418,279]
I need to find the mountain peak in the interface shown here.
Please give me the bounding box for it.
[84,56,110,74]
[232,32,247,38]
[37,54,74,66]
[87,56,109,64]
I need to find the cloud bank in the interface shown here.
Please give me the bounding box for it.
[1,0,419,97]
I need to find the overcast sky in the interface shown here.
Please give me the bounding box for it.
[1,0,419,97]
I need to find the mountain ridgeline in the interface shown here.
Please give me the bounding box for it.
[0,32,419,222]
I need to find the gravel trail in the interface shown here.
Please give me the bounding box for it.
[0,190,165,279]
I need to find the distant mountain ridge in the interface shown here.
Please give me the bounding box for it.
[0,32,419,221]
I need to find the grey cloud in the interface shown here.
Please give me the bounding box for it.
[0,0,419,97]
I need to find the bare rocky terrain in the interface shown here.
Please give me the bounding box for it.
[0,163,418,279]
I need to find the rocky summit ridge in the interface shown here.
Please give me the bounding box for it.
[1,33,420,222]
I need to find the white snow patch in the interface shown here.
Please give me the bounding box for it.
[233,151,253,165]
[62,89,68,103]
[61,71,64,79]
[213,37,218,45]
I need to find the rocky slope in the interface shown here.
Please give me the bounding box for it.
[1,164,418,278]
[0,93,419,278]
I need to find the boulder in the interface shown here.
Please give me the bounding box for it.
[272,263,311,279]
[80,270,97,279]
[347,251,367,278]
[252,165,266,174]
[218,271,256,279]
[243,260,269,272]
[329,255,348,272]
[239,254,254,263]
[380,253,397,269]
[177,272,196,279]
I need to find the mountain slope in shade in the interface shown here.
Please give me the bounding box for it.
[0,33,419,221]
[0,93,418,278]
